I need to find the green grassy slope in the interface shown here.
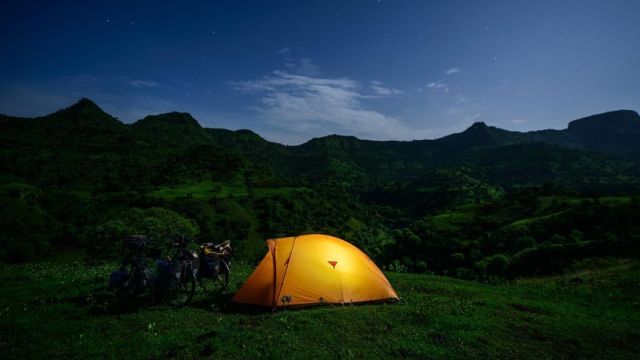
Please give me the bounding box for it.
[1,258,638,359]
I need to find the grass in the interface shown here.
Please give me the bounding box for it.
[151,179,248,199]
[1,258,639,359]
[150,178,307,200]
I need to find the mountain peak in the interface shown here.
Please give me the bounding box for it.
[70,98,102,111]
[467,121,489,131]
[134,112,202,128]
[568,110,640,133]
[130,112,212,145]
[39,98,123,131]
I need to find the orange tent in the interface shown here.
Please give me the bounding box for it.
[232,234,399,308]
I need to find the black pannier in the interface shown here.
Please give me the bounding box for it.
[199,254,222,278]
[157,260,183,289]
[109,271,128,290]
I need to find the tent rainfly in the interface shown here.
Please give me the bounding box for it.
[232,234,399,308]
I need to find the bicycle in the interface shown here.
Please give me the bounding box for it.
[109,235,160,300]
[197,240,232,295]
[109,235,197,308]
[160,236,198,308]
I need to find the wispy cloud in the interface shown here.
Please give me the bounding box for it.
[444,67,460,75]
[426,81,449,93]
[277,46,291,55]
[511,118,527,124]
[128,79,160,88]
[231,64,431,143]
[370,80,403,96]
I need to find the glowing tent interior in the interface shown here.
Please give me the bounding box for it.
[232,234,399,308]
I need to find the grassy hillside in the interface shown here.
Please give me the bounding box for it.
[1,257,638,359]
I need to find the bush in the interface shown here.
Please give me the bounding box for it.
[415,260,428,273]
[453,267,475,279]
[483,254,510,276]
[387,259,408,273]
[473,260,487,274]
[569,230,584,243]
[82,207,199,258]
[515,236,536,251]
[450,252,465,266]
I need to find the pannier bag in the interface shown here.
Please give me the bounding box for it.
[109,271,128,290]
[201,240,231,257]
[199,254,221,278]
[157,260,183,289]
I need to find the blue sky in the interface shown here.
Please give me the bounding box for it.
[1,0,639,144]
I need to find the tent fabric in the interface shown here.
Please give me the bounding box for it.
[232,234,399,308]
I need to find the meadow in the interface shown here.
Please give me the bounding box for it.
[1,256,638,359]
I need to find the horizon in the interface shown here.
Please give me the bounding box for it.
[1,0,639,144]
[6,96,640,145]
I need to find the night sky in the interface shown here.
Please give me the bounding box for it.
[1,0,639,144]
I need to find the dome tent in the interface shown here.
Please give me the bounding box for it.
[232,234,399,308]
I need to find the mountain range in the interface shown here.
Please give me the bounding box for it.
[1,98,640,265]
[3,98,639,182]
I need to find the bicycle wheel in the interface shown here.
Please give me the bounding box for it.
[165,266,196,308]
[199,262,229,295]
[117,261,144,298]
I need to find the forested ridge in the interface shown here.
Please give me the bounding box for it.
[2,98,639,279]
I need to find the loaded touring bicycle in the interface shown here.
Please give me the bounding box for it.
[109,235,232,307]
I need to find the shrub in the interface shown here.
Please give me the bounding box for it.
[453,267,475,279]
[549,234,566,244]
[483,254,510,276]
[569,230,584,243]
[387,259,408,273]
[415,260,428,273]
[450,252,465,266]
[82,207,199,258]
[473,260,487,274]
[515,236,536,251]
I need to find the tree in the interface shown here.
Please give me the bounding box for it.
[83,207,199,258]
[483,254,510,276]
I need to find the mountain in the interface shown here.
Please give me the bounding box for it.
[1,98,640,265]
[35,98,125,132]
[130,112,212,145]
[565,110,640,156]
[0,98,129,145]
[2,99,639,189]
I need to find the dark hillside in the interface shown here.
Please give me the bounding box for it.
[1,99,640,270]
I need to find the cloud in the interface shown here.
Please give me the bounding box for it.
[370,80,403,96]
[511,118,527,124]
[426,81,449,93]
[231,68,430,142]
[444,67,460,75]
[277,46,291,55]
[283,57,321,76]
[128,79,160,88]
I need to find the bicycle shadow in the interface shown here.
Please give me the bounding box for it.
[189,292,271,315]
[54,287,272,316]
[60,288,168,315]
